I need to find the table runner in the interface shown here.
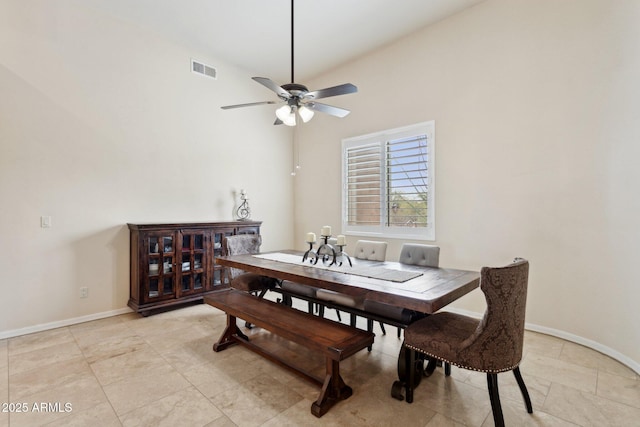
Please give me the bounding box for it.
[254,252,422,283]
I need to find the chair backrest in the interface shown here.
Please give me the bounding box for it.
[222,234,262,279]
[460,258,529,372]
[398,244,440,267]
[353,240,387,261]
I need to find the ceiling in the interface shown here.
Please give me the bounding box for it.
[78,0,484,83]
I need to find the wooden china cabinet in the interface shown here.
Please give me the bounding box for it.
[128,221,261,316]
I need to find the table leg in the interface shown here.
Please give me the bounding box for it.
[391,346,425,401]
[311,358,353,417]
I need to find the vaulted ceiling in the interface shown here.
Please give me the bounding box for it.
[78,0,484,83]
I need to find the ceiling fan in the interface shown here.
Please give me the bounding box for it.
[221,0,358,126]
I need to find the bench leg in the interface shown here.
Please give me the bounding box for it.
[213,314,245,352]
[311,358,353,417]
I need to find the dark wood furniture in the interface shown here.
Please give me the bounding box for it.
[205,289,374,417]
[214,250,480,315]
[214,250,480,398]
[127,221,261,315]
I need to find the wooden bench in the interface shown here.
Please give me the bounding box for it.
[204,289,374,417]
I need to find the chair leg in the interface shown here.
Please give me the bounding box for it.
[366,319,374,351]
[397,326,401,338]
[379,322,386,335]
[513,367,533,413]
[487,373,505,427]
[444,362,451,376]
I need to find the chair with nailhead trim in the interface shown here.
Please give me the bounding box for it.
[399,258,533,427]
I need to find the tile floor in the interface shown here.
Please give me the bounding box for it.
[1,298,638,426]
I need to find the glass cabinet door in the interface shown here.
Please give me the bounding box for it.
[178,230,207,296]
[145,233,175,302]
[212,228,234,287]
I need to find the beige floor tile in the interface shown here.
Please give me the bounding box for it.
[3,304,639,427]
[241,373,304,413]
[560,342,638,379]
[158,335,224,373]
[481,397,579,427]
[596,370,640,409]
[79,331,150,365]
[7,327,76,356]
[260,398,356,427]
[101,369,191,416]
[463,367,551,411]
[520,352,598,393]
[403,373,493,426]
[90,346,167,386]
[119,386,224,426]
[543,382,640,426]
[70,321,137,347]
[0,339,7,370]
[523,331,565,359]
[9,355,92,400]
[8,376,107,427]
[43,401,121,427]
[203,414,240,427]
[8,340,83,375]
[68,315,130,334]
[183,361,247,400]
[209,385,281,427]
[142,321,216,354]
[0,366,8,407]
[425,413,466,426]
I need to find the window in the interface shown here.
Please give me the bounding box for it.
[342,121,435,240]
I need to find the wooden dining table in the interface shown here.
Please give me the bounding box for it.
[214,250,480,315]
[214,249,481,402]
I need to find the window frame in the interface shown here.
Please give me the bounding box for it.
[341,121,435,241]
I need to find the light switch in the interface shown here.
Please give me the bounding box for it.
[41,216,52,228]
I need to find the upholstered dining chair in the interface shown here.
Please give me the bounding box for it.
[222,235,278,327]
[400,258,532,427]
[316,240,388,349]
[363,243,440,338]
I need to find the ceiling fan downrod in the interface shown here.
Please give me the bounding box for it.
[290,0,294,84]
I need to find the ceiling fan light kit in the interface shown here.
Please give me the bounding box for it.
[221,0,357,126]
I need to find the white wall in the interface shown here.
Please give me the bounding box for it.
[0,1,294,333]
[295,0,640,370]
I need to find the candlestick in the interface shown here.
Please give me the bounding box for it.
[336,235,346,246]
[320,225,332,237]
[305,232,316,243]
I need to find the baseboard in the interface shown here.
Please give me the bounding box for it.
[0,307,135,340]
[444,307,640,375]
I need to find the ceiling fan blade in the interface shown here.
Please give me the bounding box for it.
[307,102,350,118]
[221,101,276,110]
[252,77,290,98]
[304,83,357,100]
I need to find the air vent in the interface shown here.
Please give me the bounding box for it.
[191,59,217,79]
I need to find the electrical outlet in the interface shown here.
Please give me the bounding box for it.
[80,287,88,298]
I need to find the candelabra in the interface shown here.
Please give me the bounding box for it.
[302,228,352,267]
